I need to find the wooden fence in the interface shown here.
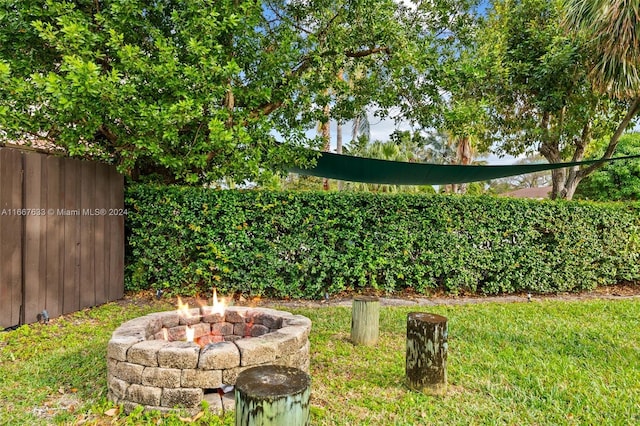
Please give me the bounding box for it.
[0,147,124,328]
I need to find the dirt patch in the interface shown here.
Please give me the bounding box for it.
[120,282,640,311]
[32,390,82,421]
[247,282,640,309]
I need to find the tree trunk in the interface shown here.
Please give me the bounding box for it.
[350,296,380,346]
[235,365,311,426]
[321,103,331,191]
[336,69,344,191]
[406,312,448,395]
[540,141,564,199]
[336,121,343,191]
[352,115,361,142]
[457,135,472,165]
[456,135,472,194]
[549,168,565,200]
[560,174,582,200]
[578,96,640,179]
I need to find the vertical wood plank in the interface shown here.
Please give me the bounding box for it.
[93,163,109,306]
[63,158,81,314]
[80,160,96,308]
[45,156,64,319]
[102,169,112,304]
[108,168,125,301]
[1,148,123,325]
[23,152,47,324]
[0,149,24,328]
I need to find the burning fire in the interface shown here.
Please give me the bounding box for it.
[164,289,227,344]
[176,297,192,318]
[211,288,226,315]
[175,297,196,342]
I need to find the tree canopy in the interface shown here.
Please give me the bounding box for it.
[0,0,476,185]
[392,0,640,199]
[460,0,633,199]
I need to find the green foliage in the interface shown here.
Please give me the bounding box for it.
[126,186,640,297]
[0,0,476,185]
[574,134,640,201]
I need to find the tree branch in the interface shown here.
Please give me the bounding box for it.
[579,95,640,177]
[263,0,315,36]
[248,45,391,117]
[345,46,391,58]
[98,124,118,144]
[257,100,284,117]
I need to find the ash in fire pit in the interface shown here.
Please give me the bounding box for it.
[106,301,311,415]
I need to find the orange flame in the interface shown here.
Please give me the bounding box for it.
[176,297,197,343]
[210,288,226,315]
[176,297,192,318]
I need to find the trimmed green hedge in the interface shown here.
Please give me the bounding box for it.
[125,185,640,298]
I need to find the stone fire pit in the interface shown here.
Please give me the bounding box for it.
[106,306,311,415]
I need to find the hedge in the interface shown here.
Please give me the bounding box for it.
[125,185,640,298]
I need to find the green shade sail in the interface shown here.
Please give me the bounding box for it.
[289,150,640,185]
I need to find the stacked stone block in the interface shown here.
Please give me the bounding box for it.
[107,306,311,415]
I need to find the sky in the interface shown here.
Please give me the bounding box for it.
[317,111,521,166]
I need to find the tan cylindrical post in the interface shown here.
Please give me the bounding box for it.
[350,295,380,346]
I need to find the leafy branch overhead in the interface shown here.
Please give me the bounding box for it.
[0,0,474,185]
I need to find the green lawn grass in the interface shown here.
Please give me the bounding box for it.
[1,297,638,425]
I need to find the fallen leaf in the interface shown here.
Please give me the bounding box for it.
[178,416,193,422]
[104,408,119,417]
[71,388,78,393]
[58,387,65,394]
[192,411,204,421]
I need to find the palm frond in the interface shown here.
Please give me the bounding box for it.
[562,0,640,98]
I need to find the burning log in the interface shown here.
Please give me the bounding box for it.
[235,365,311,426]
[350,296,380,346]
[405,312,448,395]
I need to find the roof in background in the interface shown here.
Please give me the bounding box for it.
[501,186,552,199]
